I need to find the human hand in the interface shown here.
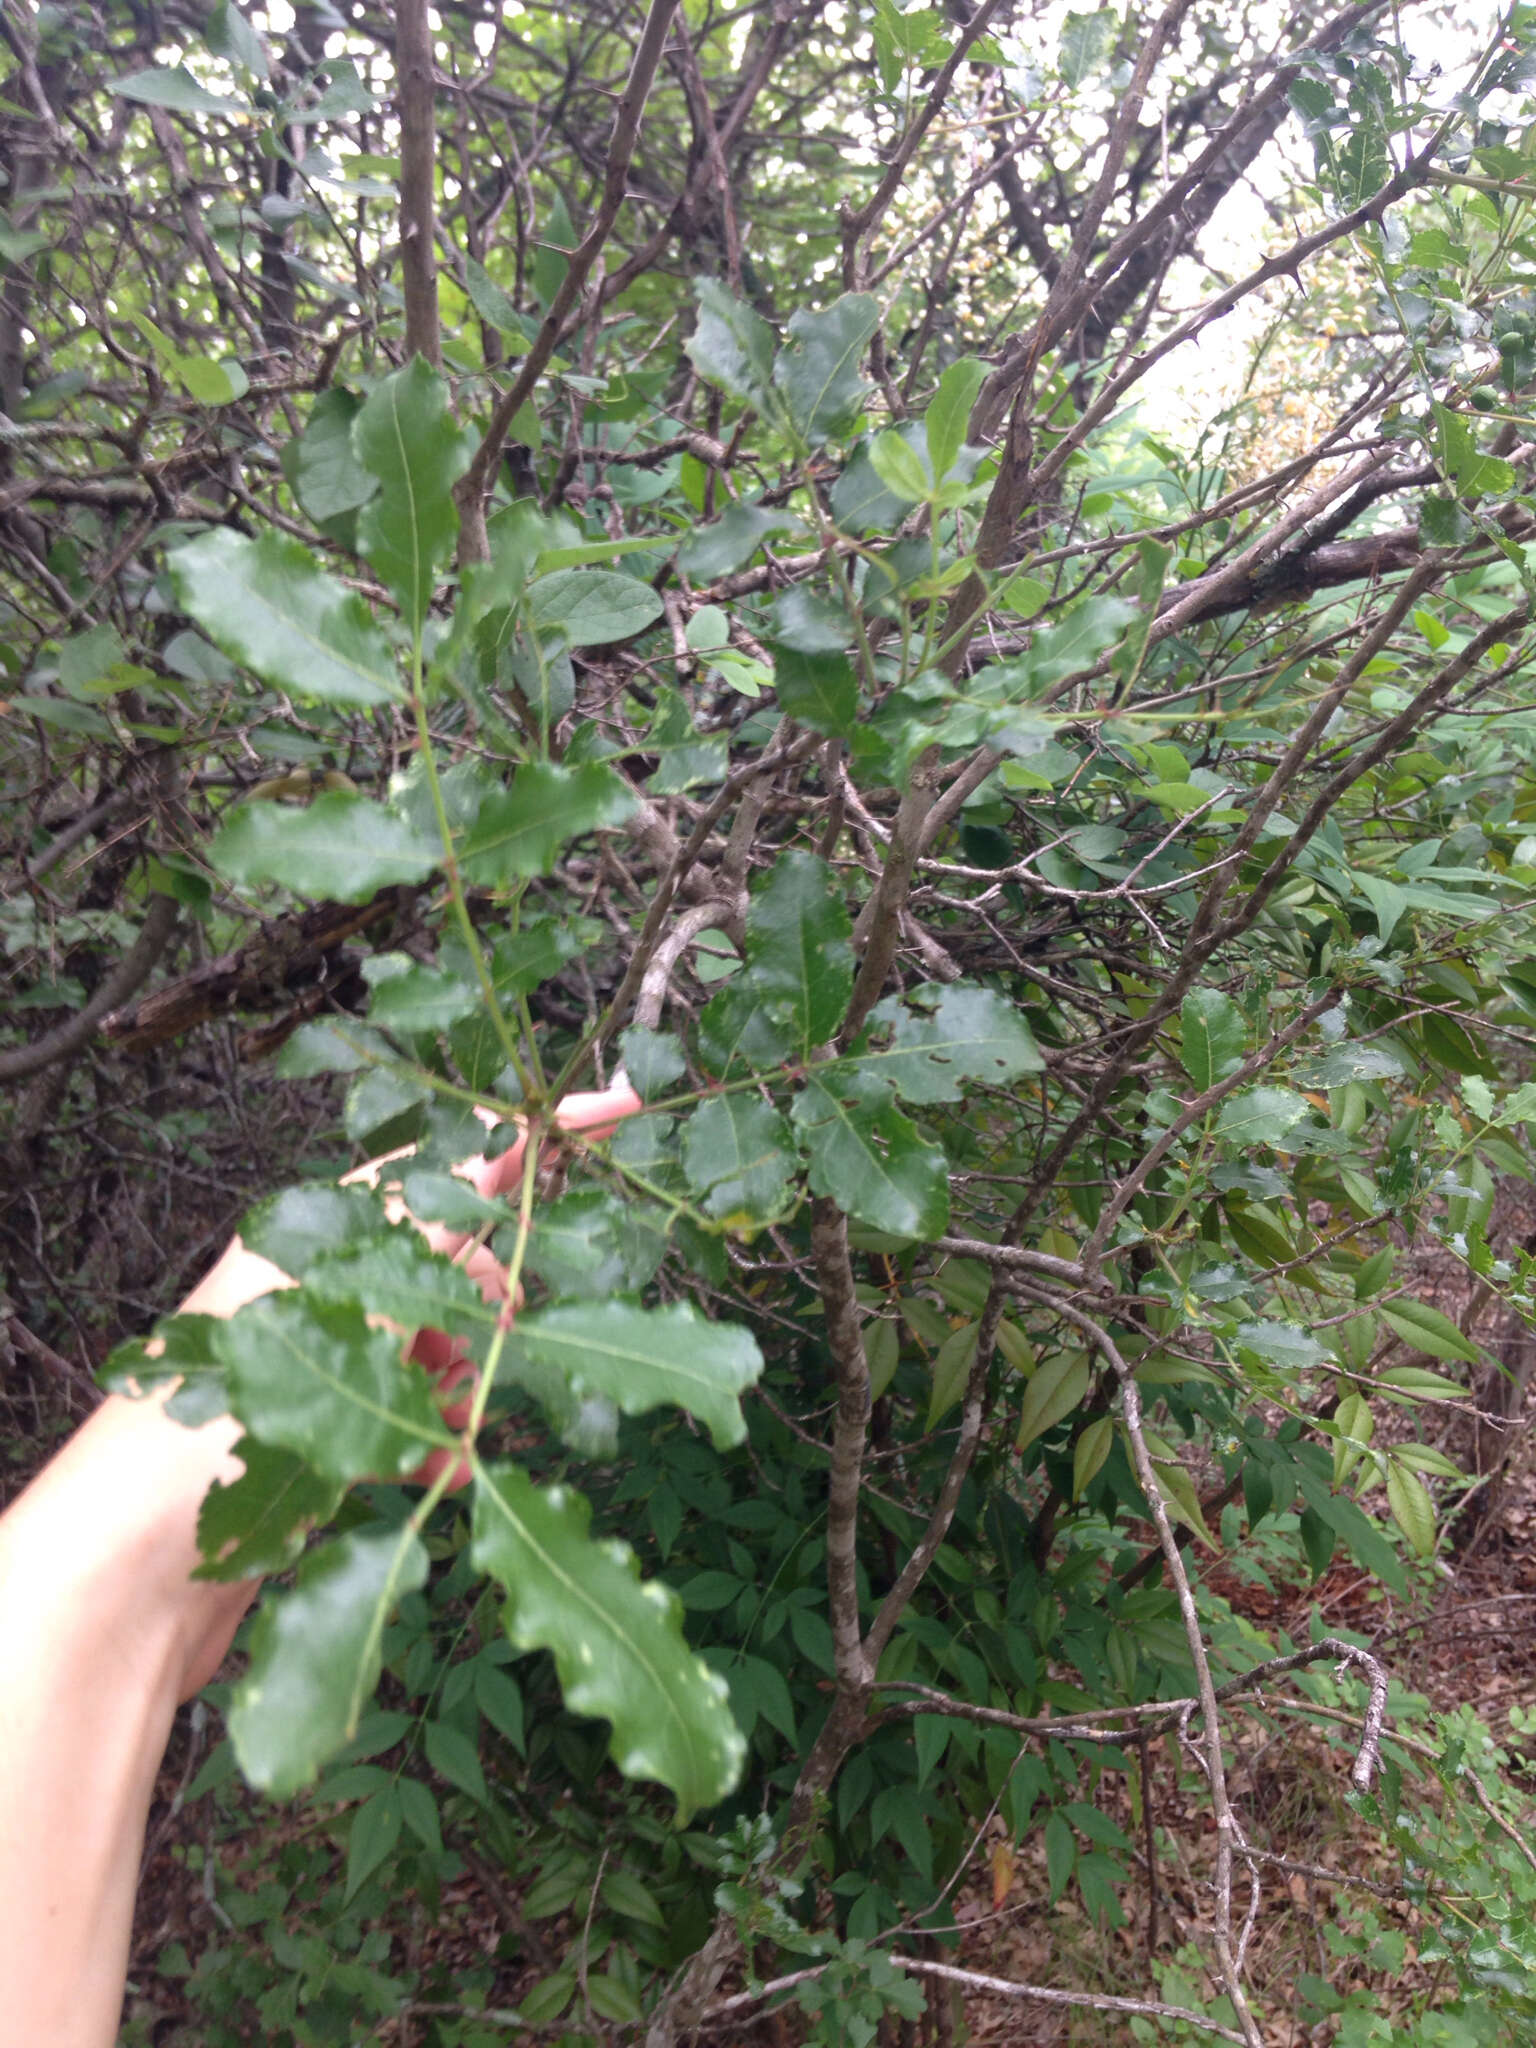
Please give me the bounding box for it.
[413,1075,646,1470]
[98,1072,644,1684]
[339,1073,646,1484]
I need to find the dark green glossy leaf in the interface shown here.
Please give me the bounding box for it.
[399,1169,515,1233]
[735,850,854,1054]
[507,1298,763,1447]
[215,1293,454,1481]
[229,1525,429,1794]
[697,979,792,1075]
[342,1065,432,1145]
[353,356,468,631]
[1027,595,1137,688]
[771,643,858,735]
[682,1095,797,1222]
[459,762,637,884]
[768,588,855,652]
[1215,1086,1310,1148]
[851,983,1042,1102]
[1233,1320,1325,1369]
[170,528,402,706]
[791,1072,950,1239]
[471,1460,747,1820]
[209,794,440,904]
[831,430,925,535]
[273,1019,392,1080]
[194,1438,343,1581]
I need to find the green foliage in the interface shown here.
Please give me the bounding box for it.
[16,2,1536,2040]
[169,529,404,706]
[471,1461,746,1821]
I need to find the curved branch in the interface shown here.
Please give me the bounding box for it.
[0,892,180,1085]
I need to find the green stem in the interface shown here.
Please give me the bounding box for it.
[409,637,533,1101]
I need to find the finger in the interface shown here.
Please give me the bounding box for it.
[475,1081,644,1201]
[404,1328,477,1490]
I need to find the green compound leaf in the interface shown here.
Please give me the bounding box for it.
[791,1072,950,1240]
[506,1298,764,1449]
[458,762,637,885]
[1180,988,1246,1091]
[471,1460,747,1820]
[230,1524,429,1795]
[685,277,776,406]
[194,1437,343,1582]
[352,356,468,632]
[214,1293,455,1482]
[682,1095,798,1222]
[527,568,665,647]
[304,1235,502,1349]
[772,292,880,448]
[735,850,854,1054]
[209,793,440,904]
[850,982,1043,1103]
[169,527,402,706]
[522,1188,667,1300]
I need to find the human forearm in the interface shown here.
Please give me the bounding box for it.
[0,1387,260,2048]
